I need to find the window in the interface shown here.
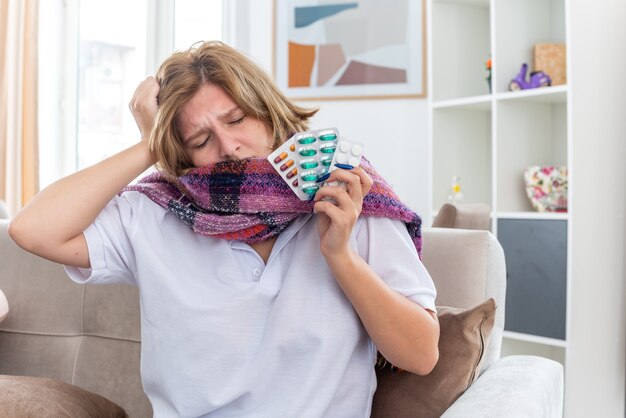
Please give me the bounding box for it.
[77,0,149,169]
[38,0,223,188]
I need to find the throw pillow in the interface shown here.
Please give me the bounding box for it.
[0,375,128,418]
[371,298,497,418]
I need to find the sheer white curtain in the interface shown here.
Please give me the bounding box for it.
[0,0,38,217]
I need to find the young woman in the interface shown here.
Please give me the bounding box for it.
[9,41,439,417]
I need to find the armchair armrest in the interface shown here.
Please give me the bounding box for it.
[442,355,563,418]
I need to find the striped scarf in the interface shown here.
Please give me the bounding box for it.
[123,157,423,257]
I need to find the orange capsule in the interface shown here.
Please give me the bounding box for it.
[290,143,295,152]
[273,152,288,163]
[286,168,298,179]
[280,159,294,171]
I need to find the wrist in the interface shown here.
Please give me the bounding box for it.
[134,140,157,167]
[323,246,359,268]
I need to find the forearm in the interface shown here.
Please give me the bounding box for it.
[326,250,439,375]
[10,141,154,253]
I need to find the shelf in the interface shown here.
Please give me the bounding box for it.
[433,0,489,7]
[496,98,568,212]
[496,85,567,104]
[431,83,567,108]
[494,0,566,94]
[503,330,567,348]
[432,95,492,110]
[429,0,579,405]
[431,0,570,363]
[497,211,568,220]
[501,336,566,366]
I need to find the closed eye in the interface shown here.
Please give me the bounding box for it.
[194,135,211,148]
[227,115,246,126]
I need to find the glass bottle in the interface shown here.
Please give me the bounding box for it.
[448,176,464,204]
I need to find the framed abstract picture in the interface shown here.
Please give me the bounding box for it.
[273,0,426,100]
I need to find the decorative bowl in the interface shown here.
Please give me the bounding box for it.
[524,166,568,212]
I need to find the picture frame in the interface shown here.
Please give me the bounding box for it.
[273,0,426,100]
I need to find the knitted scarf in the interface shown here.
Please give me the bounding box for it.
[123,157,423,257]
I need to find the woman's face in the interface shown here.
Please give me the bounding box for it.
[176,83,274,166]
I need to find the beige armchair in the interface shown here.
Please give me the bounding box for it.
[423,228,563,416]
[0,220,563,417]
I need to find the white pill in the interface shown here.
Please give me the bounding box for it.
[336,154,348,164]
[348,156,360,166]
[340,142,350,152]
[351,145,362,156]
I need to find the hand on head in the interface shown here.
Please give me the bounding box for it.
[129,76,160,142]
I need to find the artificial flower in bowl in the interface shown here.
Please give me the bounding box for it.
[524,166,568,212]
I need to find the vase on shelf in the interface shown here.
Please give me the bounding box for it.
[448,176,464,204]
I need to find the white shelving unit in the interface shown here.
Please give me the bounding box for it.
[428,0,569,366]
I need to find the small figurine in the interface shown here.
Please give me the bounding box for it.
[508,63,551,91]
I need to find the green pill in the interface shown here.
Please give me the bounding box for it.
[319,133,337,141]
[300,161,319,169]
[299,148,317,157]
[320,145,336,154]
[321,158,332,166]
[298,136,316,144]
[301,174,318,182]
[302,185,320,195]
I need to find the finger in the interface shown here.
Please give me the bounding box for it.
[313,183,353,208]
[313,187,359,221]
[140,77,160,102]
[130,77,159,111]
[313,199,349,226]
[325,169,365,203]
[350,167,373,196]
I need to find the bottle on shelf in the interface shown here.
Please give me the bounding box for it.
[448,176,464,204]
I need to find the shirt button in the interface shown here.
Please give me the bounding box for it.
[253,268,262,277]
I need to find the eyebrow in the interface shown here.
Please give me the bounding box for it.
[184,106,243,144]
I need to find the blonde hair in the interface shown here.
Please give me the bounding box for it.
[152,41,318,176]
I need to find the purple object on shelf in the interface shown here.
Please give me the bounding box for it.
[508,63,552,91]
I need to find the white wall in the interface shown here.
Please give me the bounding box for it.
[567,0,626,416]
[227,0,431,220]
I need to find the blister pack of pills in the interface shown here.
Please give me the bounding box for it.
[268,128,363,200]
[267,138,299,194]
[323,138,364,190]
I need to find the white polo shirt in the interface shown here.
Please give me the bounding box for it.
[65,192,436,418]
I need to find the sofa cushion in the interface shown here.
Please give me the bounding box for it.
[0,375,128,417]
[371,298,496,418]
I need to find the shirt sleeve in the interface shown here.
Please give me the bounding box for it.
[64,193,139,286]
[355,216,437,312]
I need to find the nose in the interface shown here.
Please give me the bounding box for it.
[215,130,241,160]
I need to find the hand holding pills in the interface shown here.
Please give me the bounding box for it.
[267,128,370,256]
[313,164,373,257]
